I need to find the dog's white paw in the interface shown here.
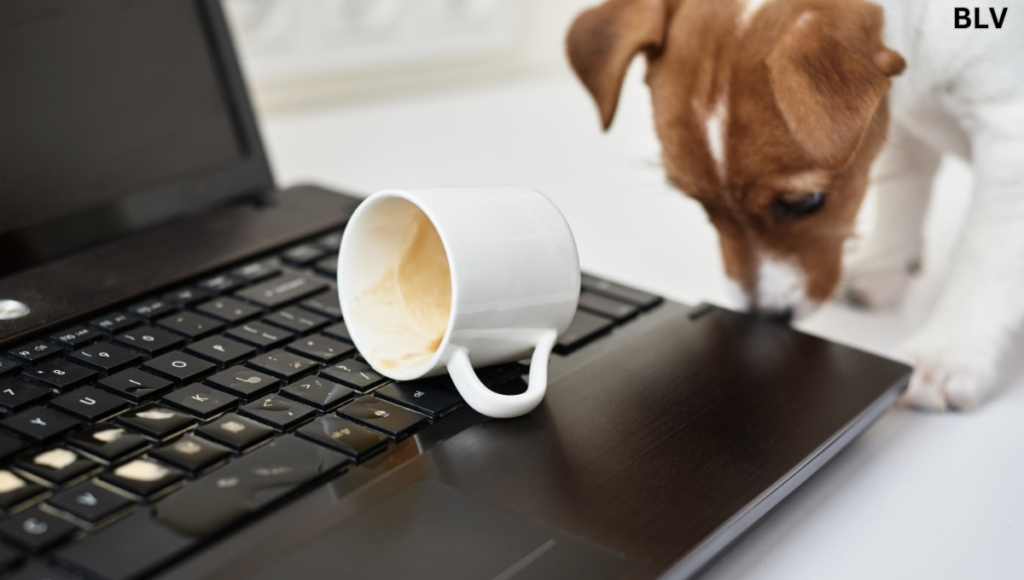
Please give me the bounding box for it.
[896,337,997,412]
[839,254,919,309]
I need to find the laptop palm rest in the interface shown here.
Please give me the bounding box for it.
[252,479,629,580]
[157,305,908,580]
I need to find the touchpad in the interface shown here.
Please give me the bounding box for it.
[254,480,630,580]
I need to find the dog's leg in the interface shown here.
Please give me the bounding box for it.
[841,122,941,308]
[900,113,1024,410]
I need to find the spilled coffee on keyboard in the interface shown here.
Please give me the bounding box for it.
[349,207,451,373]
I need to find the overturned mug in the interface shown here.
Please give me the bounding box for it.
[337,186,579,419]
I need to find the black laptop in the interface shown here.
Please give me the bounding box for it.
[0,1,910,579]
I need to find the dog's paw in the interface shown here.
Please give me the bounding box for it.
[838,254,919,309]
[896,337,997,412]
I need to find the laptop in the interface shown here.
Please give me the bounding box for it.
[0,1,911,579]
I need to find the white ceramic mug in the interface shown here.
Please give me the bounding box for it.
[337,186,580,419]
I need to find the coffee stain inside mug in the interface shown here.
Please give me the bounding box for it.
[351,209,452,373]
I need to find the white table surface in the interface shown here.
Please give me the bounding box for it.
[260,68,1024,580]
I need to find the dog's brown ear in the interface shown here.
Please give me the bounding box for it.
[567,0,667,130]
[767,8,905,169]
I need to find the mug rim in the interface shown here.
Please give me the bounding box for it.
[338,189,458,381]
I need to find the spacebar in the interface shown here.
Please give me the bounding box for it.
[54,510,196,580]
[55,437,349,580]
[154,435,350,536]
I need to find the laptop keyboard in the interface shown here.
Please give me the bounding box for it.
[0,228,661,580]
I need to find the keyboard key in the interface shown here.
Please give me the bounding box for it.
[115,405,196,442]
[226,321,294,352]
[232,259,281,283]
[205,367,279,400]
[263,307,328,335]
[99,458,184,501]
[0,541,24,571]
[300,291,342,319]
[376,380,464,420]
[113,327,185,357]
[554,310,614,355]
[286,335,354,364]
[281,243,326,266]
[155,311,225,340]
[49,387,130,423]
[235,273,327,309]
[0,470,47,514]
[0,508,78,552]
[312,256,338,278]
[127,299,176,320]
[11,562,84,580]
[21,360,97,392]
[577,291,640,322]
[464,363,524,389]
[240,395,315,431]
[89,313,139,335]
[162,287,207,308]
[196,274,244,295]
[15,448,100,488]
[581,274,662,309]
[337,396,428,440]
[314,231,343,252]
[280,377,354,412]
[196,413,273,453]
[97,369,172,403]
[54,510,196,580]
[46,482,133,525]
[148,435,230,475]
[0,358,23,377]
[195,296,261,324]
[321,321,353,343]
[153,435,348,536]
[141,351,215,385]
[185,336,255,368]
[162,384,238,420]
[67,424,149,465]
[1,408,80,443]
[246,350,317,382]
[8,341,60,365]
[68,342,142,375]
[0,433,28,462]
[321,359,387,392]
[0,379,50,414]
[49,326,102,350]
[297,416,388,462]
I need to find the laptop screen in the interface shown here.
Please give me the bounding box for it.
[0,0,273,275]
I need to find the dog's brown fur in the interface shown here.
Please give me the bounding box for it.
[568,0,904,312]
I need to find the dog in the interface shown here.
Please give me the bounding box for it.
[567,0,1024,410]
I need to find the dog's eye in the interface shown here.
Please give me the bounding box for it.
[772,192,825,222]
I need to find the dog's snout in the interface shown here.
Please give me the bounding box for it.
[758,308,794,325]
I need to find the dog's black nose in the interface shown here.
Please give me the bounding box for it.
[759,308,793,325]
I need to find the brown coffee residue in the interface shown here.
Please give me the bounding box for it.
[351,210,452,373]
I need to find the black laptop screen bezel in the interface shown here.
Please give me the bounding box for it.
[0,0,275,275]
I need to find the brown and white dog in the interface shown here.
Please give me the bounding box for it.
[567,0,1024,410]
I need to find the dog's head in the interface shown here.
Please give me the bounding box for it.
[568,0,904,320]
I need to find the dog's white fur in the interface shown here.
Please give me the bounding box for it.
[759,255,815,319]
[839,0,1024,410]
[705,100,728,180]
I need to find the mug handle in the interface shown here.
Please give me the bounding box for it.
[445,330,558,419]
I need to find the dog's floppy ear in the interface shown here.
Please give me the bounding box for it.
[767,8,905,169]
[567,0,667,130]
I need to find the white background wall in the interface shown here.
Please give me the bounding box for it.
[224,0,595,113]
